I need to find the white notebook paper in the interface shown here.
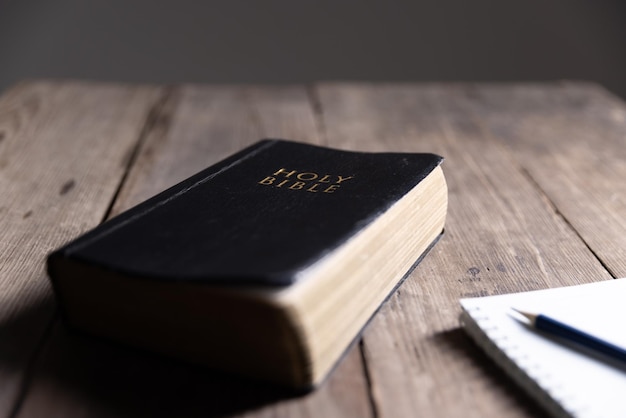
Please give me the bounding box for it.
[460,278,626,418]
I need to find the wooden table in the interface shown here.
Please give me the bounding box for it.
[2,81,625,418]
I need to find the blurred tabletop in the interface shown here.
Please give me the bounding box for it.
[1,81,626,418]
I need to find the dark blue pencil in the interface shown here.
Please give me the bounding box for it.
[512,309,626,364]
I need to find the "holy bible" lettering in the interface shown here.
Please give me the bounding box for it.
[258,168,354,193]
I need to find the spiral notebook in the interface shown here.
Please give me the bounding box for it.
[460,278,626,418]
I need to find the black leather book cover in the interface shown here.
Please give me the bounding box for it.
[48,139,443,286]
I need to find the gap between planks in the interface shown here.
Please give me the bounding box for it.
[7,86,176,418]
[516,165,616,279]
[99,87,180,223]
[457,91,617,281]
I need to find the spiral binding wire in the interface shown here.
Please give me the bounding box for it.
[461,306,577,418]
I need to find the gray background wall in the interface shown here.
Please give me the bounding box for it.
[1,0,625,97]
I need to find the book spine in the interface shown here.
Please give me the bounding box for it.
[53,139,278,257]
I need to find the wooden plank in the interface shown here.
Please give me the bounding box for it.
[0,81,163,417]
[316,83,613,417]
[110,85,326,212]
[16,85,373,418]
[455,83,626,277]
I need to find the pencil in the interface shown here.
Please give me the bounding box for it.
[512,308,626,364]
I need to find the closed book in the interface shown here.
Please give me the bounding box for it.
[47,139,448,388]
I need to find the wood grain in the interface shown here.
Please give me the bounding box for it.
[15,85,373,418]
[316,83,614,417]
[456,83,626,277]
[0,81,162,417]
[111,85,325,213]
[3,81,624,418]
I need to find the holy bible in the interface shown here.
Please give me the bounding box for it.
[47,139,448,388]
